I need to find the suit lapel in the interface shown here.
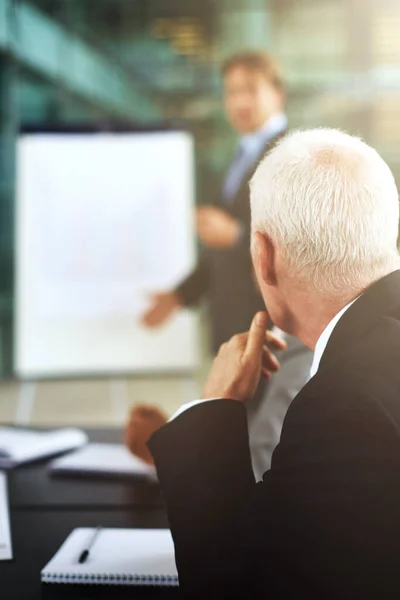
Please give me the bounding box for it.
[319,269,400,370]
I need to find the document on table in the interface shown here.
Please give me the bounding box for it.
[0,471,12,560]
[0,427,88,469]
[49,443,156,481]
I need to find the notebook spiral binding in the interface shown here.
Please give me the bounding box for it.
[42,572,179,586]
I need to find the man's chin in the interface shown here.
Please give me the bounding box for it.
[232,120,257,134]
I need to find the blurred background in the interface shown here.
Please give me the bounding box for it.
[1,0,400,428]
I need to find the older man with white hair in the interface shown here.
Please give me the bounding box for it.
[149,129,400,599]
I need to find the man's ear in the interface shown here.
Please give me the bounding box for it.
[252,231,277,286]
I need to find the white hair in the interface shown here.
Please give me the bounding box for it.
[250,128,400,295]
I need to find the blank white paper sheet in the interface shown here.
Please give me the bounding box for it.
[0,472,13,560]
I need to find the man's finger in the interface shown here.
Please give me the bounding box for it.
[243,312,269,362]
[265,330,287,350]
[261,367,272,380]
[262,346,280,372]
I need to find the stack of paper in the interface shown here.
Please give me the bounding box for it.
[49,443,156,480]
[0,472,12,560]
[0,427,88,469]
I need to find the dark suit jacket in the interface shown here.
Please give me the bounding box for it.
[149,270,400,599]
[176,132,285,352]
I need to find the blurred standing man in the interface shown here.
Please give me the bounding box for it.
[143,51,288,348]
[139,51,313,476]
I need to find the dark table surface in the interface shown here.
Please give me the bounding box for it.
[8,428,164,509]
[2,427,178,600]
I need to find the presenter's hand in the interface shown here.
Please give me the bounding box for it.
[196,206,241,249]
[141,292,180,328]
[203,312,287,402]
[125,405,168,465]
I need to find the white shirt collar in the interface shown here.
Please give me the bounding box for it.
[309,297,359,378]
[239,113,287,155]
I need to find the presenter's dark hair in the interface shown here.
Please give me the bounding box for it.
[222,50,284,92]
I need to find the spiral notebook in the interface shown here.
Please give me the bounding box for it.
[41,528,178,587]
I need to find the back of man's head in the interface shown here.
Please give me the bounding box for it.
[250,128,400,295]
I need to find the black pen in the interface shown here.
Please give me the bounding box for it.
[78,526,102,564]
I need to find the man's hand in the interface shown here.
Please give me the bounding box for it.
[141,292,180,328]
[125,405,168,465]
[203,312,287,402]
[196,206,241,249]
